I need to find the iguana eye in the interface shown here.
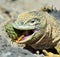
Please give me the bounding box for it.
[27,18,40,25]
[31,18,40,23]
[31,20,35,23]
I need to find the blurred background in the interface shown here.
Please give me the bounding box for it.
[0,0,60,20]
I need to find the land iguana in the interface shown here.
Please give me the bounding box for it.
[5,7,60,57]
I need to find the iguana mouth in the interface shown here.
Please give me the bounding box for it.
[12,23,36,43]
[15,29,36,43]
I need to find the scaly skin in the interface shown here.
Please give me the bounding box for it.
[5,10,60,56]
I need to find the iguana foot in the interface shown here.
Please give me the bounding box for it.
[43,50,60,57]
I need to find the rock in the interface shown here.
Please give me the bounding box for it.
[0,47,37,57]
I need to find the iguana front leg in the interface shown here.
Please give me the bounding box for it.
[43,50,60,57]
[55,42,60,55]
[43,42,60,57]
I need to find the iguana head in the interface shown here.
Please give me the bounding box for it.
[12,11,54,43]
[12,11,48,43]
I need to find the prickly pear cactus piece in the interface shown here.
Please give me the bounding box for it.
[5,23,18,41]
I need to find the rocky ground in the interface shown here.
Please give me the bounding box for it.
[0,0,60,57]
